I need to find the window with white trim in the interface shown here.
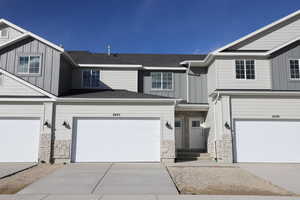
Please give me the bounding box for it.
[0,29,8,38]
[17,55,41,74]
[289,59,300,79]
[235,60,255,80]
[151,72,173,90]
[82,69,100,88]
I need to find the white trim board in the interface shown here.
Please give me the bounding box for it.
[78,64,142,68]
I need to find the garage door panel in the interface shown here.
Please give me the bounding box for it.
[0,118,40,162]
[235,120,300,163]
[73,118,160,162]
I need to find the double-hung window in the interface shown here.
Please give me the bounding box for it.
[151,72,173,90]
[82,69,100,88]
[235,60,255,80]
[289,59,300,80]
[17,55,41,75]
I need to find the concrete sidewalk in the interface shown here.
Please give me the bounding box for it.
[0,194,299,200]
[0,163,36,179]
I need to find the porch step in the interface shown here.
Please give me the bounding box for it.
[176,152,214,162]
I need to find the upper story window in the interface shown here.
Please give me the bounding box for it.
[289,60,300,80]
[151,72,173,90]
[17,55,41,75]
[235,60,255,80]
[0,29,8,38]
[82,69,100,88]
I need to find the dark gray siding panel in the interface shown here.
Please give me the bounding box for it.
[189,67,208,103]
[0,38,61,95]
[143,71,186,99]
[271,44,300,90]
[58,55,73,95]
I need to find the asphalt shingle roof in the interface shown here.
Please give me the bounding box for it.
[60,89,172,99]
[67,51,207,67]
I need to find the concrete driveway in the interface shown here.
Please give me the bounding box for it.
[19,163,178,195]
[0,163,36,179]
[239,164,300,194]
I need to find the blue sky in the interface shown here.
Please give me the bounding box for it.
[1,0,300,54]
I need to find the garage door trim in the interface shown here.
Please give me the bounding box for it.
[233,118,300,163]
[71,117,161,163]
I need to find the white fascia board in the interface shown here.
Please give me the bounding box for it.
[211,90,300,97]
[56,97,180,103]
[0,68,57,99]
[78,64,143,69]
[176,103,209,111]
[143,66,187,70]
[213,52,268,57]
[213,10,300,53]
[0,98,54,102]
[0,19,64,52]
[180,54,214,67]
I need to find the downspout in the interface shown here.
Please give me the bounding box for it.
[213,92,220,161]
[186,62,191,103]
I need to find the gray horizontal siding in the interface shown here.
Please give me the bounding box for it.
[271,43,300,90]
[0,38,62,96]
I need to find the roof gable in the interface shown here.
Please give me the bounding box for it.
[215,10,300,53]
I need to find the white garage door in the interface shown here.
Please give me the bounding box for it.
[0,118,40,162]
[235,120,300,163]
[73,118,161,162]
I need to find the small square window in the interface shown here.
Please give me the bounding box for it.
[175,120,181,128]
[235,60,255,80]
[192,120,200,128]
[151,72,173,90]
[0,29,8,38]
[82,69,100,88]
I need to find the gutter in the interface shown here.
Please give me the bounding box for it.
[210,90,300,97]
[186,62,191,102]
[56,97,182,103]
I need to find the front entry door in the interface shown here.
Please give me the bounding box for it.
[175,118,183,149]
[189,118,205,150]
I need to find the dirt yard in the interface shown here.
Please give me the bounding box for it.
[167,166,295,196]
[0,164,63,194]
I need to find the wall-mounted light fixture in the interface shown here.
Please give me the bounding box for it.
[43,121,51,128]
[165,121,173,130]
[62,121,71,129]
[224,122,231,130]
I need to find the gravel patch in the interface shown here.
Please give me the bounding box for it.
[167,166,295,196]
[0,164,63,194]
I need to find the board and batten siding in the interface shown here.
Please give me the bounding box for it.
[0,38,61,96]
[189,67,208,103]
[215,59,272,90]
[0,74,43,96]
[271,44,300,90]
[0,24,23,45]
[231,97,300,119]
[234,15,300,50]
[143,70,186,100]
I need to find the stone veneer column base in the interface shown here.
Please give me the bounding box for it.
[53,140,71,163]
[216,134,233,163]
[161,158,175,164]
[161,140,175,162]
[39,133,52,163]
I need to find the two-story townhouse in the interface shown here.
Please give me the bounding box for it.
[183,10,300,163]
[1,10,300,164]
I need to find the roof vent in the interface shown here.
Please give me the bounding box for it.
[107,44,111,56]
